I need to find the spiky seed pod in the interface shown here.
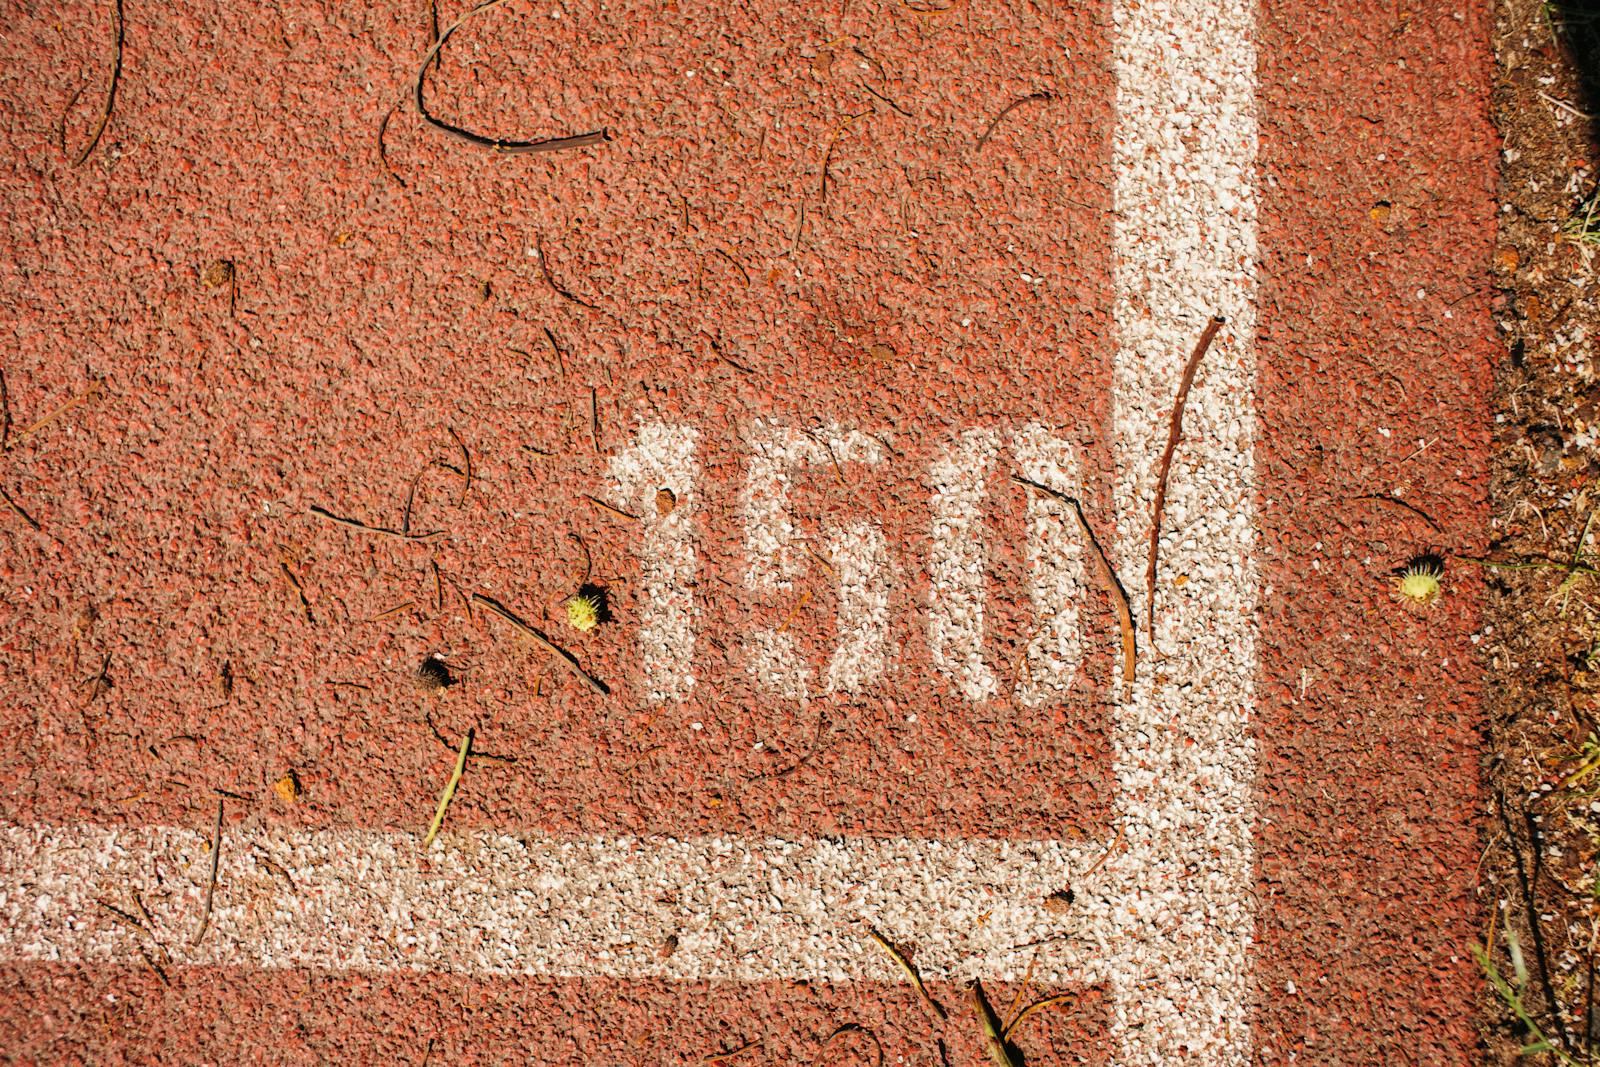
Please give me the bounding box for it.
[567,592,602,633]
[1393,554,1445,610]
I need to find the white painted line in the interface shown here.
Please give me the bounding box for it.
[607,422,700,702]
[1103,0,1260,1058]
[928,428,1002,701]
[0,823,1115,984]
[1012,423,1089,706]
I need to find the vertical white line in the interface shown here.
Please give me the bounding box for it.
[1105,0,1260,1061]
[928,429,1001,701]
[608,422,700,702]
[1012,424,1088,707]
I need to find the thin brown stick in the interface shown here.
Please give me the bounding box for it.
[471,593,609,694]
[812,1025,883,1067]
[254,851,298,894]
[448,426,473,504]
[787,202,807,257]
[97,898,147,935]
[0,367,10,449]
[1146,315,1224,643]
[70,0,123,167]
[190,798,225,946]
[1350,491,1444,533]
[15,379,104,442]
[535,236,600,310]
[1013,475,1135,683]
[422,727,472,848]
[279,558,315,623]
[413,0,609,155]
[377,105,407,187]
[58,84,86,152]
[583,494,638,522]
[367,601,417,622]
[310,504,444,541]
[542,327,568,377]
[589,388,601,452]
[80,652,113,708]
[702,1041,759,1064]
[711,246,750,287]
[1080,824,1125,880]
[0,486,41,531]
[819,110,871,201]
[427,0,441,70]
[975,91,1054,151]
[138,943,172,985]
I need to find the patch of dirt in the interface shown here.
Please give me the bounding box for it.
[1483,0,1600,1061]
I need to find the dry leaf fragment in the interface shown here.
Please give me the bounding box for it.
[273,771,301,803]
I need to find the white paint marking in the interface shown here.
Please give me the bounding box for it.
[1013,424,1088,706]
[743,422,890,698]
[1103,0,1260,1058]
[0,1,1264,1060]
[928,429,1001,701]
[0,823,1113,984]
[608,423,699,701]
[821,522,893,693]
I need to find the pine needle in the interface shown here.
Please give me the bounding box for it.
[867,925,946,1020]
[423,728,472,848]
[1001,992,1076,1042]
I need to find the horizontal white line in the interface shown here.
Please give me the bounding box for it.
[0,823,1122,985]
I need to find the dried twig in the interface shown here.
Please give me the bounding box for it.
[583,494,638,522]
[0,486,41,531]
[254,851,298,894]
[542,326,568,377]
[1013,475,1135,683]
[471,593,609,694]
[1147,315,1224,643]
[975,91,1054,151]
[866,926,946,1020]
[448,426,473,504]
[80,653,113,707]
[427,0,442,69]
[279,557,315,623]
[422,728,472,848]
[819,110,871,201]
[0,367,10,449]
[310,504,444,541]
[70,0,123,167]
[813,1025,882,1067]
[97,898,148,936]
[367,601,416,622]
[1350,491,1444,533]
[702,1040,759,1064]
[589,388,601,452]
[377,105,407,187]
[190,798,225,946]
[412,0,610,154]
[535,236,600,310]
[1080,824,1125,880]
[15,379,104,443]
[139,943,172,985]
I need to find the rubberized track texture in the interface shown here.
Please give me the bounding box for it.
[0,0,1494,1063]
